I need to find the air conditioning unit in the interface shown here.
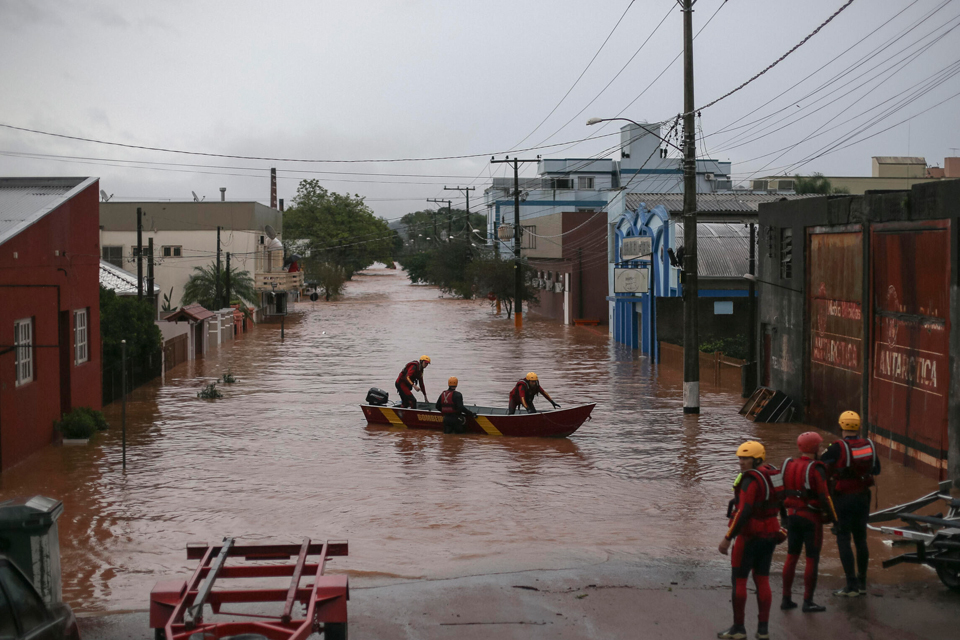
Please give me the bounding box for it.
[705,173,715,181]
[554,281,564,293]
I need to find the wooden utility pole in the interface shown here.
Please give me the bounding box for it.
[147,238,155,310]
[427,199,452,239]
[491,156,539,328]
[225,252,231,309]
[682,0,700,414]
[136,207,143,300]
[216,226,222,309]
[744,223,757,397]
[444,186,476,238]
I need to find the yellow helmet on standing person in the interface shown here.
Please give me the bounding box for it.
[420,355,431,364]
[736,440,766,461]
[838,411,860,431]
[448,376,458,387]
[525,372,538,382]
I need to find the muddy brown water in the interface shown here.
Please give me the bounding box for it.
[0,266,947,612]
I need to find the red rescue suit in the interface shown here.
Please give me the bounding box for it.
[508,380,548,414]
[396,361,423,393]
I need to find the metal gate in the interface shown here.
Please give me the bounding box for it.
[163,333,188,372]
[806,227,863,430]
[868,221,951,479]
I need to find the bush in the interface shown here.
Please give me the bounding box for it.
[221,372,236,384]
[700,335,749,361]
[72,407,109,431]
[198,383,223,399]
[56,409,98,440]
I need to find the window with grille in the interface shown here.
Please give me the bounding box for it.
[780,227,793,279]
[162,245,182,257]
[14,318,33,386]
[578,176,595,190]
[74,309,88,365]
[102,246,123,268]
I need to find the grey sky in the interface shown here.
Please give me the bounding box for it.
[1,0,957,220]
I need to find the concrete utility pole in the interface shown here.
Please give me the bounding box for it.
[136,207,144,300]
[147,237,155,311]
[744,223,757,398]
[427,199,452,239]
[444,186,476,237]
[682,0,700,414]
[216,226,222,309]
[225,252,231,309]
[491,156,539,328]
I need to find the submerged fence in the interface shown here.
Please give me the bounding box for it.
[102,348,162,406]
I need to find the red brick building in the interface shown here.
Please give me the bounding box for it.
[0,177,102,471]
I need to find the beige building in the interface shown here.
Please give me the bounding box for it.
[99,201,297,312]
[753,156,960,194]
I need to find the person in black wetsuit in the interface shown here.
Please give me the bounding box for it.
[436,376,476,434]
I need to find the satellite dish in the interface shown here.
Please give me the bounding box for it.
[264,224,277,240]
[192,191,200,202]
[99,190,113,202]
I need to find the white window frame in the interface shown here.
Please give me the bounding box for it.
[14,318,33,386]
[578,176,595,190]
[74,309,89,365]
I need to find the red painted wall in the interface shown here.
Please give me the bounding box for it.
[0,180,102,471]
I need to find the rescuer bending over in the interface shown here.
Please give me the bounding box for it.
[436,376,477,434]
[718,441,785,640]
[395,355,430,409]
[507,372,559,414]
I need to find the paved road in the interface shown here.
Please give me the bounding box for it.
[78,558,958,639]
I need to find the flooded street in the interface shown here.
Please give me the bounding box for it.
[0,266,946,613]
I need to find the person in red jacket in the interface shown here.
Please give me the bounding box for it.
[718,441,784,640]
[780,431,838,613]
[507,372,559,414]
[395,355,430,408]
[821,410,880,597]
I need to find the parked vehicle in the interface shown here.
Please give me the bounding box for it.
[0,555,79,640]
[868,480,960,592]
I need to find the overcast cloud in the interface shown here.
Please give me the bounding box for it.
[1,0,958,219]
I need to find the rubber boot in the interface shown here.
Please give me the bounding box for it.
[756,622,770,640]
[780,596,797,610]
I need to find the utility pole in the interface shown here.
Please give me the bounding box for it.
[491,156,539,329]
[225,252,231,309]
[681,0,700,414]
[216,226,222,309]
[427,199,452,239]
[444,186,476,238]
[147,237,155,313]
[744,223,757,398]
[136,207,143,300]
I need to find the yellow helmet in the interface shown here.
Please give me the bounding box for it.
[448,376,458,387]
[839,411,860,431]
[420,355,431,364]
[736,440,766,461]
[525,372,538,382]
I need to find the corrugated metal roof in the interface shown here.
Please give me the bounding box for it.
[674,223,749,279]
[625,192,817,213]
[99,260,160,295]
[874,156,926,164]
[0,177,97,246]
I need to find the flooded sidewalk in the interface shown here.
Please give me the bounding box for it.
[0,266,949,615]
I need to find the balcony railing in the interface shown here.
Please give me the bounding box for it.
[255,270,304,291]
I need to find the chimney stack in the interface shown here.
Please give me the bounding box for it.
[271,168,278,209]
[219,187,226,201]
[279,198,284,212]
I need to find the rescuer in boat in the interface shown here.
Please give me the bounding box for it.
[436,376,477,434]
[821,411,881,597]
[717,441,785,640]
[780,431,838,613]
[507,372,559,414]
[395,355,430,409]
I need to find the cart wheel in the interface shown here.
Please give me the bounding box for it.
[324,622,348,640]
[935,550,960,593]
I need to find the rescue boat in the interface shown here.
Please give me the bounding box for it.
[360,401,595,437]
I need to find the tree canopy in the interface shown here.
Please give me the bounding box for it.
[181,262,256,310]
[468,256,539,318]
[99,286,162,372]
[399,208,486,248]
[793,172,850,195]
[284,180,394,278]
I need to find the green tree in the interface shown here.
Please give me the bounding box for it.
[181,263,257,309]
[467,256,539,318]
[311,261,347,301]
[99,286,162,372]
[793,172,848,195]
[284,180,394,278]
[400,208,486,248]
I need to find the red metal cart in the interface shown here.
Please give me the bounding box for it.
[150,537,348,640]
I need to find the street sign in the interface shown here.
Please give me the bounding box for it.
[614,267,649,294]
[621,236,652,261]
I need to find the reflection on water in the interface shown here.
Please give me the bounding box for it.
[0,267,944,612]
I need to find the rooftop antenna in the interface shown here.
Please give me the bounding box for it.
[100,189,113,202]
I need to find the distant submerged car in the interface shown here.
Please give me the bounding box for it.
[0,555,79,639]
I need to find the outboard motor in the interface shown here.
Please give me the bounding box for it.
[366,387,389,406]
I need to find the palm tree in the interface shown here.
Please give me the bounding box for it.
[181,263,257,310]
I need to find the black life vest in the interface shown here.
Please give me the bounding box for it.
[439,389,456,414]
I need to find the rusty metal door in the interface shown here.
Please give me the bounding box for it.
[806,227,863,430]
[869,221,951,479]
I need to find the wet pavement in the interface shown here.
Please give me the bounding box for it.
[1,266,955,626]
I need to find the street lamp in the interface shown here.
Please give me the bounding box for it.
[586,117,682,152]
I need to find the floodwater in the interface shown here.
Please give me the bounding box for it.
[0,266,947,613]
